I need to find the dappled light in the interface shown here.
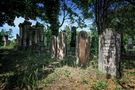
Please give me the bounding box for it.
[0,0,135,90]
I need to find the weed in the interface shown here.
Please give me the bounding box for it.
[64,70,71,77]
[92,80,107,90]
[129,72,135,75]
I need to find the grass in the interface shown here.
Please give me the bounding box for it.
[92,80,107,90]
[0,49,59,89]
[0,48,135,90]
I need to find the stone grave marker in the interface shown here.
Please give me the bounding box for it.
[128,36,133,49]
[58,32,67,59]
[98,28,121,77]
[70,26,76,55]
[3,35,8,47]
[76,31,90,66]
[19,21,45,50]
[70,26,76,47]
[51,35,57,58]
[19,20,31,49]
[16,34,20,48]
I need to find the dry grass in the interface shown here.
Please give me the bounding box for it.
[38,66,135,90]
[0,49,135,90]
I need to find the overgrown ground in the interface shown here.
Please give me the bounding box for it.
[0,48,135,90]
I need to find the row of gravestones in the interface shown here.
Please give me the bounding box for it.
[17,21,121,77]
[16,20,44,50]
[50,31,90,66]
[51,28,121,78]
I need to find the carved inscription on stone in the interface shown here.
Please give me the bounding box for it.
[98,28,121,77]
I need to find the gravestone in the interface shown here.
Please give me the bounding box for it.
[16,34,20,48]
[36,23,45,51]
[70,26,76,47]
[19,20,32,49]
[70,26,76,55]
[29,30,33,46]
[19,21,45,51]
[3,35,8,47]
[98,28,121,77]
[128,36,133,49]
[76,31,90,66]
[31,23,44,42]
[18,23,23,47]
[51,36,57,58]
[58,32,67,59]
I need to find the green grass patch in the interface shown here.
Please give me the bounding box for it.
[92,80,107,90]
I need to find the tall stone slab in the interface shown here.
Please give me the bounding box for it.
[19,20,31,49]
[16,34,20,48]
[70,26,76,55]
[98,28,121,77]
[25,20,31,48]
[19,23,24,47]
[18,21,45,50]
[58,32,67,59]
[51,36,57,58]
[3,35,8,47]
[127,36,133,49]
[76,31,90,67]
[70,26,76,47]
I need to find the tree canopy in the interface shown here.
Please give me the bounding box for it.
[0,0,135,36]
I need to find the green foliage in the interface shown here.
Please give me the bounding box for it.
[44,27,51,46]
[0,0,43,26]
[61,56,76,67]
[0,29,13,39]
[43,72,59,86]
[64,26,71,48]
[92,80,107,90]
[7,52,55,89]
[0,29,14,48]
[14,54,43,88]
[89,26,98,57]
[39,67,72,87]
[44,0,60,36]
[3,39,16,49]
[0,34,3,46]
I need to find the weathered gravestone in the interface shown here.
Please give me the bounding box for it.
[76,31,90,66]
[19,21,44,50]
[58,32,67,59]
[128,36,133,49]
[51,35,58,58]
[16,34,20,48]
[31,23,44,51]
[98,28,121,77]
[70,26,76,47]
[51,32,67,59]
[19,20,32,49]
[3,35,8,47]
[70,26,76,55]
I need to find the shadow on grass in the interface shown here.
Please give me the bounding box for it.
[0,48,65,90]
[121,52,135,69]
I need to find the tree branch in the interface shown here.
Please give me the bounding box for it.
[59,11,68,28]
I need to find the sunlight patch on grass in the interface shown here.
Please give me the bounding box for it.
[38,66,105,90]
